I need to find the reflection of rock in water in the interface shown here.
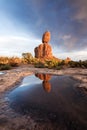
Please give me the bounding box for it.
[35,73,51,92]
[8,75,87,130]
[35,73,51,81]
[43,81,51,92]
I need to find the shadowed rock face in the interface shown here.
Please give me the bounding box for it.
[34,31,53,58]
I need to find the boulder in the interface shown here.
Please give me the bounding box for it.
[42,31,51,43]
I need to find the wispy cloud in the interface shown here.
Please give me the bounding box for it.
[0,35,41,57]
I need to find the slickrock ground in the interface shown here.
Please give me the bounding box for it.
[0,65,87,130]
[0,65,87,92]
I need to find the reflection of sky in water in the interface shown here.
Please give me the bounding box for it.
[20,75,42,87]
[8,74,87,129]
[0,72,4,75]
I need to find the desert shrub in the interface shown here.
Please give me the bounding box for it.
[79,60,87,68]
[22,53,33,64]
[68,60,87,68]
[82,60,87,68]
[0,57,9,64]
[31,58,40,65]
[34,61,45,68]
[0,64,11,70]
[0,56,21,67]
[58,60,65,66]
[55,65,63,70]
[45,59,59,69]
[9,57,21,67]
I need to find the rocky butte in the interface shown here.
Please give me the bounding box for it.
[34,31,53,59]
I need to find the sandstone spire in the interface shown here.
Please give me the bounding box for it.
[34,31,53,58]
[42,31,51,43]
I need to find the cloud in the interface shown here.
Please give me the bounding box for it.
[54,50,87,61]
[61,35,71,40]
[0,35,41,57]
[28,0,87,51]
[70,0,87,20]
[0,0,87,60]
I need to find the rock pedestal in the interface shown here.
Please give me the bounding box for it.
[34,31,53,59]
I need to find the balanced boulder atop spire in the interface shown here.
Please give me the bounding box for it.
[42,31,51,43]
[34,31,53,58]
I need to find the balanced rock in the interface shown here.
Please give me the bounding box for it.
[34,31,52,58]
[42,31,51,43]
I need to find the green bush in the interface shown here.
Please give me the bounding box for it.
[22,52,33,64]
[34,61,45,68]
[34,58,87,69]
[68,60,87,68]
[0,64,11,70]
[45,59,59,69]
[55,65,63,70]
[81,60,87,68]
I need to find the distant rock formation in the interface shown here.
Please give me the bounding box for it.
[34,31,53,58]
[65,57,71,64]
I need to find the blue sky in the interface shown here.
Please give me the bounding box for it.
[0,0,87,60]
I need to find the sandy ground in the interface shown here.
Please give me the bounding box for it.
[0,65,87,130]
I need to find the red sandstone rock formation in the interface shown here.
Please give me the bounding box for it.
[42,31,51,43]
[34,31,53,59]
[65,57,71,64]
[34,43,52,58]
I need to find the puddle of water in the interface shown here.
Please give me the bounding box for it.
[8,73,87,129]
[0,72,4,75]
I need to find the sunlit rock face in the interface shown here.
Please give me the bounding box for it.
[65,57,71,64]
[34,31,53,58]
[42,31,51,43]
